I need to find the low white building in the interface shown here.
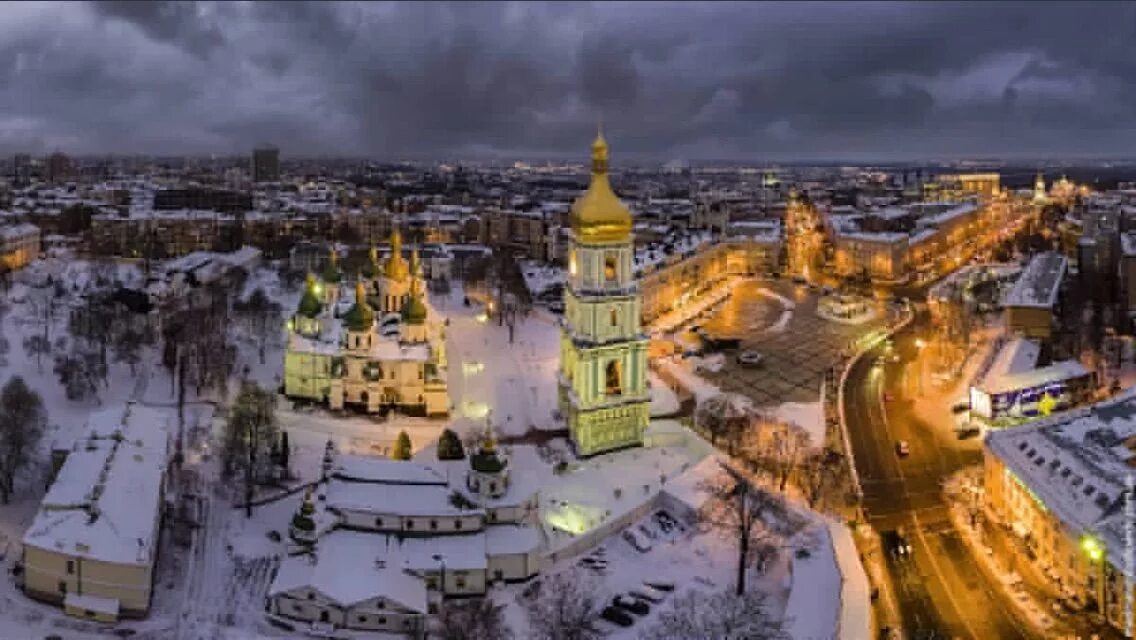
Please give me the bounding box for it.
[266,437,543,635]
[20,404,172,622]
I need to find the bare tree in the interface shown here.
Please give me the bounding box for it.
[0,376,47,503]
[235,287,283,364]
[742,418,811,494]
[436,597,514,640]
[53,343,104,403]
[798,448,845,510]
[700,461,791,596]
[524,568,606,640]
[693,394,752,456]
[639,587,787,640]
[22,334,51,373]
[223,382,279,517]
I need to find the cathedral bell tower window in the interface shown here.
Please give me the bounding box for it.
[605,360,622,396]
[604,254,617,282]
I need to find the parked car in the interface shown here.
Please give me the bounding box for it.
[644,580,675,592]
[613,595,650,615]
[956,426,981,440]
[601,606,634,627]
[736,351,764,367]
[622,529,652,553]
[630,589,664,604]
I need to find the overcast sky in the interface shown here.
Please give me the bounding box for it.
[2,1,1136,162]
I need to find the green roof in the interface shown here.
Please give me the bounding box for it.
[401,292,428,324]
[321,261,343,283]
[343,300,374,332]
[297,288,322,318]
[470,451,507,474]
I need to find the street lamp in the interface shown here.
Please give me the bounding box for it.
[914,338,927,395]
[1081,534,1108,617]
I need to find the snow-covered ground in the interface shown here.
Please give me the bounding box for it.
[0,257,859,639]
[654,357,826,447]
[440,286,562,438]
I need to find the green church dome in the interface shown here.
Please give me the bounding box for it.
[297,273,323,318]
[343,281,375,331]
[401,291,428,325]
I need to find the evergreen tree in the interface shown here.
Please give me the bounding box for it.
[392,430,412,461]
[437,428,465,460]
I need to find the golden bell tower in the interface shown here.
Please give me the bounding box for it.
[558,129,650,456]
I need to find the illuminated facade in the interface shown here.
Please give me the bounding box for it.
[558,132,651,456]
[283,231,449,416]
[984,390,1136,628]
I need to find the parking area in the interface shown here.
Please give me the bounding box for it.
[691,280,891,405]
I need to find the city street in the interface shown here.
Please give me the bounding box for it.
[845,317,1030,639]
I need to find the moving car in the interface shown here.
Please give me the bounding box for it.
[895,440,910,457]
[882,529,913,559]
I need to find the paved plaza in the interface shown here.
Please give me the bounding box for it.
[691,279,891,406]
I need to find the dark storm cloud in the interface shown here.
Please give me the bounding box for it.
[2,1,1136,160]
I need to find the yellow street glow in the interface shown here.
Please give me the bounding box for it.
[1081,535,1103,562]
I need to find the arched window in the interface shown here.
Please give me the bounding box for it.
[610,307,619,327]
[604,254,617,282]
[605,360,622,396]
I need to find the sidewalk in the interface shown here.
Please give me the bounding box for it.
[942,471,1064,637]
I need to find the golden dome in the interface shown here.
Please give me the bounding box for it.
[384,227,409,281]
[570,129,632,244]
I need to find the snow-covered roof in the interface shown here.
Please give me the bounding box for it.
[269,530,428,612]
[1002,252,1066,309]
[0,222,40,241]
[326,478,479,518]
[485,524,543,556]
[333,455,447,486]
[23,404,172,567]
[985,389,1136,569]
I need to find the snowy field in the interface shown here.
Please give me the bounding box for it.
[440,286,562,439]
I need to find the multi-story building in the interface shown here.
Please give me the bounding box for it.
[1003,251,1067,341]
[252,146,280,183]
[479,208,559,262]
[153,188,252,214]
[0,222,41,271]
[46,152,73,184]
[21,404,171,622]
[558,132,651,456]
[12,153,33,187]
[984,389,1136,629]
[283,230,449,416]
[828,200,995,283]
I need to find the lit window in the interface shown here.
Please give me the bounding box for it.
[605,255,617,281]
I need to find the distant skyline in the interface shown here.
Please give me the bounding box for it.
[3,1,1136,161]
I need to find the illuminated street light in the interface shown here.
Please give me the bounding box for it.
[1082,534,1104,563]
